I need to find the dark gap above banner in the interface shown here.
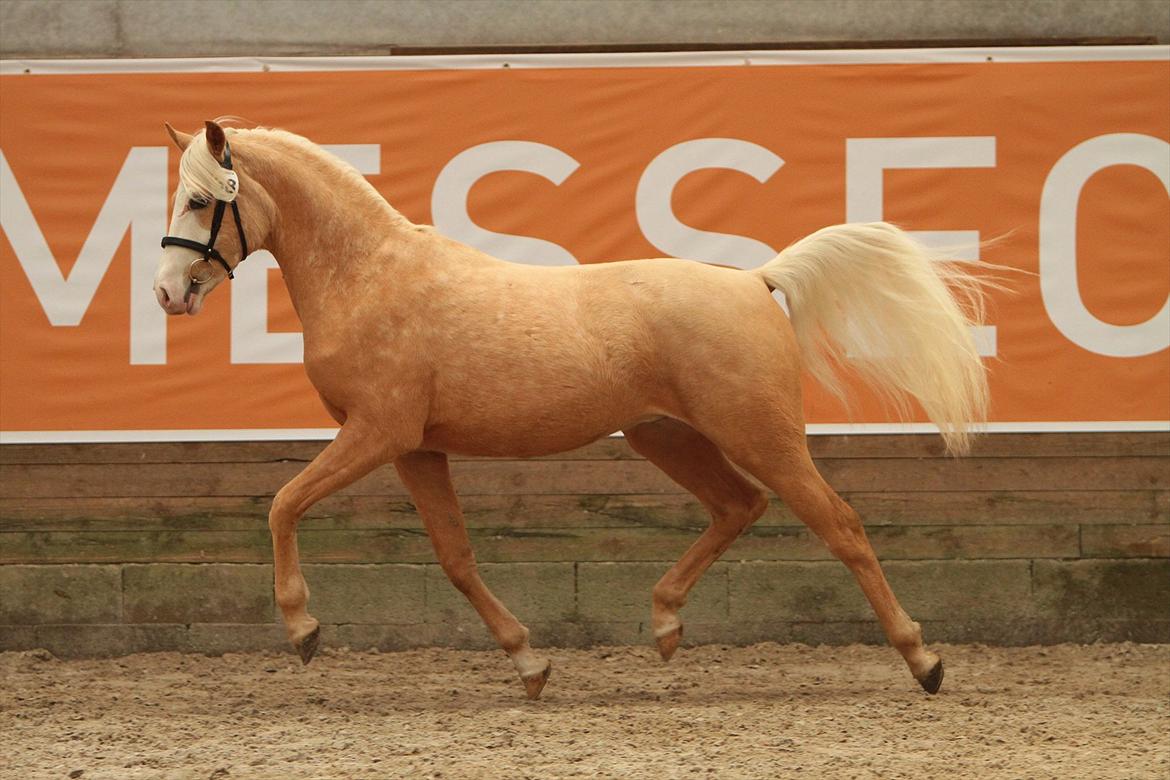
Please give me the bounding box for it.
[387,37,1160,56]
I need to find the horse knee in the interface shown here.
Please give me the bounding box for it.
[268,488,300,534]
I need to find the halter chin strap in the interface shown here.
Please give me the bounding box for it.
[160,141,249,282]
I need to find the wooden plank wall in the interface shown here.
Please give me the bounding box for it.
[1,433,1167,657]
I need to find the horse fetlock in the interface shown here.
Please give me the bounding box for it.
[891,619,925,654]
[284,605,317,633]
[274,577,309,612]
[497,624,530,656]
[275,578,317,655]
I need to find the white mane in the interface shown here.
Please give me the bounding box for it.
[179,124,405,220]
[178,132,240,202]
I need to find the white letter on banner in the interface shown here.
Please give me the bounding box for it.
[431,141,579,266]
[229,250,300,363]
[1039,133,1170,357]
[230,144,380,364]
[846,137,998,356]
[1,146,169,364]
[636,139,782,268]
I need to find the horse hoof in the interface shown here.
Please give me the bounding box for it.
[296,626,321,665]
[522,662,552,700]
[656,625,683,662]
[918,658,944,694]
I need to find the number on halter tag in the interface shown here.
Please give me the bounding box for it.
[219,170,239,200]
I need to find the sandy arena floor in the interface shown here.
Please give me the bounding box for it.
[2,642,1167,779]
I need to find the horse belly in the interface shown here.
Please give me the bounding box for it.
[421,373,654,458]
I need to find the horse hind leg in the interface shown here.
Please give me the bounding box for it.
[718,424,945,693]
[624,418,768,661]
[394,450,552,700]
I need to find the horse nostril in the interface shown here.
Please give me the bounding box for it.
[160,287,171,305]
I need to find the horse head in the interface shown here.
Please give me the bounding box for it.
[155,119,269,316]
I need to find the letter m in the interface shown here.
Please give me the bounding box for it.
[1,147,168,363]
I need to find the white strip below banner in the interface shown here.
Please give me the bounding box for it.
[2,421,1168,445]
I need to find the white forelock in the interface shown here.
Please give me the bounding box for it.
[179,132,240,202]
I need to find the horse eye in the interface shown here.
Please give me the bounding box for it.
[187,197,209,211]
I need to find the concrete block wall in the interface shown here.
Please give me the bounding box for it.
[3,559,1168,657]
[1,435,1167,656]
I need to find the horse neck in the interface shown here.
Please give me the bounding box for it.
[239,134,413,327]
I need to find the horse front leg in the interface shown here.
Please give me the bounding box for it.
[269,422,388,663]
[394,450,552,700]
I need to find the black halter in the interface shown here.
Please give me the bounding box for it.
[160,141,249,282]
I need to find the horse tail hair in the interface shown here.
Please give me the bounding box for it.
[754,222,992,456]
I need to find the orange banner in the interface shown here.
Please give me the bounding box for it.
[1,51,1167,441]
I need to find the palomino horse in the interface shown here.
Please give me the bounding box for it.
[155,120,991,700]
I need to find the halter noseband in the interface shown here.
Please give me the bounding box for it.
[160,141,249,283]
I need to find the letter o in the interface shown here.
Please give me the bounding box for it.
[1038,133,1169,357]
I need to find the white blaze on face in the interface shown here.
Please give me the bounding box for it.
[154,181,218,315]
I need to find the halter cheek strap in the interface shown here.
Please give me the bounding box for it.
[160,141,250,282]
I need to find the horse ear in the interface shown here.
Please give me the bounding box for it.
[204,119,227,161]
[164,122,193,151]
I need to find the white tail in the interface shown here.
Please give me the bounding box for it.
[755,222,991,455]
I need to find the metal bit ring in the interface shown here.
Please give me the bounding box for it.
[187,258,216,285]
